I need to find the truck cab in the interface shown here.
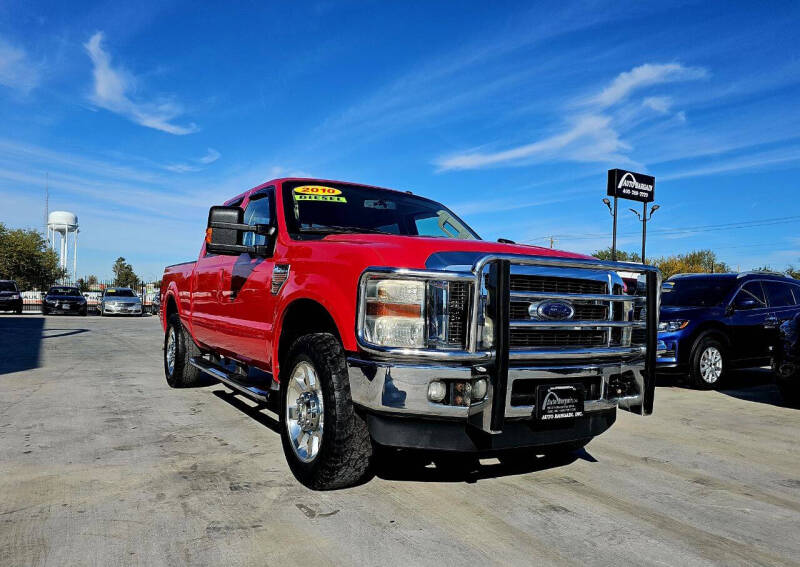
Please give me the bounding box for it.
[161,178,661,489]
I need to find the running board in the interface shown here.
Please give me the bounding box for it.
[189,356,277,405]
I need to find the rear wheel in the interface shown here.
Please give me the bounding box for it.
[280,333,373,490]
[164,313,202,387]
[689,334,727,389]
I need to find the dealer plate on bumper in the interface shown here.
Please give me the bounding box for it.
[536,384,585,421]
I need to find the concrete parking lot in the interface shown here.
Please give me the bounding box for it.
[1,314,798,566]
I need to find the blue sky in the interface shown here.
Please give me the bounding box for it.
[1,0,799,280]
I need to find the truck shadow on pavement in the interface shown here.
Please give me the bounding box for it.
[0,316,72,375]
[212,386,591,485]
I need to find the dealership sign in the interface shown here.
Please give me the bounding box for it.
[607,169,655,203]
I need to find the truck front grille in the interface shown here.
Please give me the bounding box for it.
[509,329,607,348]
[510,275,606,295]
[510,302,608,320]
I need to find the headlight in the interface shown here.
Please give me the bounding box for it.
[362,276,471,349]
[658,320,689,332]
[10,293,20,299]
[364,279,425,348]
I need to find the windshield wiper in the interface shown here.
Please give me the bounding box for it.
[298,224,395,235]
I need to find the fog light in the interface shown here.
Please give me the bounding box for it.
[471,378,488,401]
[427,381,446,403]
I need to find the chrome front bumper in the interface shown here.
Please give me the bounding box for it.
[348,356,645,429]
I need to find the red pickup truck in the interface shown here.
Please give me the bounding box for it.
[161,178,661,489]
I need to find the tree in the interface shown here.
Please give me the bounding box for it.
[112,257,139,288]
[0,222,66,289]
[592,248,642,262]
[786,265,800,279]
[651,250,730,279]
[76,275,99,292]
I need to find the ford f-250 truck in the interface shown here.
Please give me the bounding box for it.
[161,178,661,489]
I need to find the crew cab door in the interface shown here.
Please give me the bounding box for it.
[728,281,770,361]
[216,188,278,366]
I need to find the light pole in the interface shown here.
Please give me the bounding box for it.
[602,197,617,261]
[629,203,660,263]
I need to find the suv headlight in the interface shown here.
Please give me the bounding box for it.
[361,274,471,350]
[658,320,689,332]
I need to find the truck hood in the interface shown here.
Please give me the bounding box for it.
[318,234,592,271]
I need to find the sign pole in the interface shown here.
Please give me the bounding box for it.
[641,201,647,263]
[612,196,618,261]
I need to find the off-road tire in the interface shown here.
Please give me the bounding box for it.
[164,313,203,388]
[15,306,22,314]
[499,438,591,468]
[280,333,373,490]
[689,334,727,389]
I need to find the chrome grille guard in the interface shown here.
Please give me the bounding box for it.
[356,254,661,418]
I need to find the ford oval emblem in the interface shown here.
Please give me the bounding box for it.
[530,300,575,321]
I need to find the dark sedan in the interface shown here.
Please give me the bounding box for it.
[0,280,23,314]
[42,286,88,316]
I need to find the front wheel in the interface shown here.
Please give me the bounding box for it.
[280,333,373,490]
[689,335,727,389]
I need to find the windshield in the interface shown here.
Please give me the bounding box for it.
[48,287,81,297]
[661,277,737,307]
[105,289,136,297]
[0,282,17,292]
[282,181,479,240]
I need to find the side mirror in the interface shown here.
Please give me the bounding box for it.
[205,206,276,256]
[733,296,758,310]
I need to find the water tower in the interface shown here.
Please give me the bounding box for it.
[47,211,79,280]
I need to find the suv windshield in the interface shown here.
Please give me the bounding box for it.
[282,181,479,240]
[661,277,737,307]
[105,289,136,297]
[0,281,17,292]
[47,287,81,297]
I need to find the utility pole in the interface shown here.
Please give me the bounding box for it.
[602,198,617,260]
[629,203,660,263]
[549,236,557,249]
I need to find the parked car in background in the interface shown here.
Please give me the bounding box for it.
[42,286,88,316]
[0,280,23,314]
[99,287,143,316]
[658,272,800,388]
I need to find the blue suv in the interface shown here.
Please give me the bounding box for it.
[657,272,800,388]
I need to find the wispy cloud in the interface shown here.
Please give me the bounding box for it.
[587,63,706,108]
[164,148,221,173]
[84,32,198,135]
[435,62,706,171]
[0,37,41,93]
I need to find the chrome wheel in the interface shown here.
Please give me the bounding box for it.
[699,346,723,384]
[166,327,176,376]
[285,361,324,463]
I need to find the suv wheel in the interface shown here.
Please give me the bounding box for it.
[164,313,202,387]
[690,334,727,389]
[280,333,373,490]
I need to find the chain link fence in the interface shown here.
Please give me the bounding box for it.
[17,279,161,315]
